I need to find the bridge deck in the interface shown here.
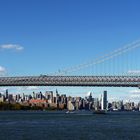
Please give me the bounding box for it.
[0,76,140,87]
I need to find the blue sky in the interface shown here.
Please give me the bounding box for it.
[0,0,140,102]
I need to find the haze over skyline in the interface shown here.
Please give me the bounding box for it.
[0,0,140,102]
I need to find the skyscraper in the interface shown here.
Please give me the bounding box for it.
[101,91,107,110]
[5,89,8,99]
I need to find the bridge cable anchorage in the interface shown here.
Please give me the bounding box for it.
[49,39,140,76]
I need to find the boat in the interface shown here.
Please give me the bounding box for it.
[93,110,107,114]
[65,110,75,114]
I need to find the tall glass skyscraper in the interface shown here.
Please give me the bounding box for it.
[101,91,107,110]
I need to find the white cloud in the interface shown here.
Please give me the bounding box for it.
[26,86,39,90]
[128,89,140,102]
[0,44,24,51]
[128,70,140,75]
[129,94,140,103]
[0,66,6,76]
[129,89,140,94]
[17,86,39,91]
[130,94,140,98]
[0,87,7,93]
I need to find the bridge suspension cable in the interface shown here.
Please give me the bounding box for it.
[50,39,140,76]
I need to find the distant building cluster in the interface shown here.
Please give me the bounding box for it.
[0,89,140,111]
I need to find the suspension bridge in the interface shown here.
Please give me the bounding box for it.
[0,76,139,87]
[0,39,140,87]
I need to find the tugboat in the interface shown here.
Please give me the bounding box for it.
[93,109,107,114]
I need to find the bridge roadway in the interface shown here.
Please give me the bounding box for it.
[0,75,140,87]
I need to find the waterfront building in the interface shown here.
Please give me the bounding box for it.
[111,100,123,111]
[88,92,92,102]
[94,98,99,110]
[0,95,4,102]
[32,92,35,99]
[29,99,48,107]
[16,94,21,102]
[67,100,75,111]
[75,100,79,110]
[5,89,8,99]
[124,102,135,111]
[22,93,25,101]
[45,91,54,103]
[24,95,30,101]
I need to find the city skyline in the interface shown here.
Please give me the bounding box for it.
[0,0,140,102]
[0,86,139,103]
[0,88,139,112]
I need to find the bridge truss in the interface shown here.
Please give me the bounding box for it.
[0,76,140,87]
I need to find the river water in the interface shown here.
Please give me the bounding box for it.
[0,111,140,140]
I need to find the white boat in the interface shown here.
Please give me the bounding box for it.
[65,110,75,114]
